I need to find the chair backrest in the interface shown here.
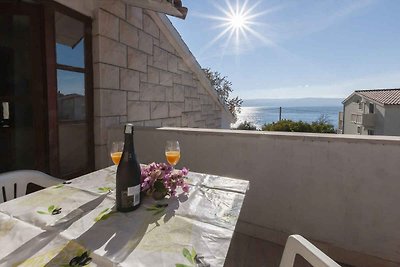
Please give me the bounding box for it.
[279,235,341,267]
[0,170,63,203]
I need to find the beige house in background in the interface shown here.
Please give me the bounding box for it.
[342,89,400,136]
[0,0,232,179]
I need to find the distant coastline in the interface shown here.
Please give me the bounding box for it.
[234,98,343,129]
[242,97,344,108]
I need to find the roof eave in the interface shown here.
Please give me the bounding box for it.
[122,0,188,19]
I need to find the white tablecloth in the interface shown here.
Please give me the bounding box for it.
[0,166,249,267]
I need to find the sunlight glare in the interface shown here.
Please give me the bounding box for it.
[198,0,275,55]
[229,13,247,30]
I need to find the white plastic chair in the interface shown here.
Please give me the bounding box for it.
[280,235,341,267]
[0,170,64,203]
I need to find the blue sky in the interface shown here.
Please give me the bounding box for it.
[170,0,400,100]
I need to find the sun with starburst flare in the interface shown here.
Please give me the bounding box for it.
[201,0,274,53]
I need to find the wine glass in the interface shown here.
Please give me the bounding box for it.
[110,141,124,165]
[165,141,180,168]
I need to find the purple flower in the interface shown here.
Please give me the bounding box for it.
[181,167,189,176]
[140,162,190,196]
[182,184,189,193]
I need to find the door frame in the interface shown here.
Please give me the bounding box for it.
[42,1,94,178]
[0,1,94,178]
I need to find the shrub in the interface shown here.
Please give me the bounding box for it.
[236,121,257,130]
[262,115,335,133]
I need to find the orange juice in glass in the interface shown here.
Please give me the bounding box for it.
[110,141,124,165]
[165,141,180,168]
[111,151,122,165]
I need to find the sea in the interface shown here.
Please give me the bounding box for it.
[233,106,343,129]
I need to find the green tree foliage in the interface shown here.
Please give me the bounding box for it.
[236,121,257,130]
[262,115,335,133]
[203,68,243,121]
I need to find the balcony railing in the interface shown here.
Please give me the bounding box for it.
[105,126,400,267]
[362,113,376,128]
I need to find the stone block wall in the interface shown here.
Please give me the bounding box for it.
[92,1,225,168]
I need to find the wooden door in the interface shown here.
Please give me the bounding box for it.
[0,3,47,173]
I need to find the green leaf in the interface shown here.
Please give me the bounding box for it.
[54,184,64,189]
[100,208,109,214]
[191,247,197,261]
[98,187,112,193]
[48,205,55,213]
[37,211,48,215]
[182,248,194,264]
[100,213,112,221]
[175,264,192,267]
[94,208,112,222]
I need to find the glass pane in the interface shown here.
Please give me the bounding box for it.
[59,123,88,176]
[0,14,36,171]
[0,15,32,97]
[56,39,84,68]
[55,12,84,68]
[57,69,88,176]
[57,70,86,121]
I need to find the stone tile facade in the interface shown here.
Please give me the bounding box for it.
[93,2,225,168]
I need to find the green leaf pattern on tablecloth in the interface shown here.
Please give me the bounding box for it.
[94,208,115,222]
[146,203,168,215]
[182,248,195,264]
[15,241,90,267]
[176,247,209,267]
[60,250,92,267]
[37,205,62,215]
[97,187,113,193]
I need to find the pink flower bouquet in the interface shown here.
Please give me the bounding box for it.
[141,163,189,199]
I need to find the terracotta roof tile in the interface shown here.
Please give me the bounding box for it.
[355,88,400,105]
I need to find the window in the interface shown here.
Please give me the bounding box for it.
[368,130,374,135]
[351,114,362,124]
[357,126,362,134]
[357,100,363,110]
[356,114,362,124]
[369,103,375,114]
[351,114,357,123]
[54,10,92,178]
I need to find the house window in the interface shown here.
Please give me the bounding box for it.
[368,130,374,135]
[351,114,362,124]
[357,126,362,134]
[356,115,362,124]
[369,103,375,114]
[358,101,363,110]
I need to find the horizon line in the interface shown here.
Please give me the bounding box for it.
[242,97,345,100]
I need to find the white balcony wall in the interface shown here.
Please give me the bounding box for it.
[108,127,400,266]
[361,113,376,128]
[384,105,400,136]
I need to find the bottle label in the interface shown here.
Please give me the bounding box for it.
[121,191,134,208]
[128,185,141,206]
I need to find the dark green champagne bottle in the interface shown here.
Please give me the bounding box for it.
[116,124,141,212]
